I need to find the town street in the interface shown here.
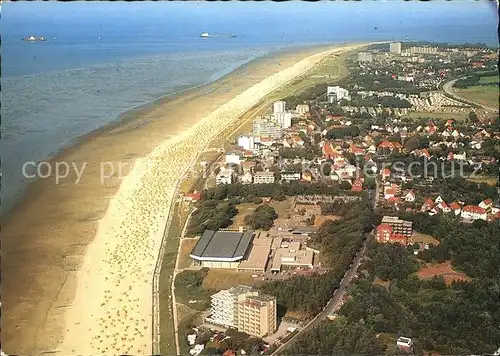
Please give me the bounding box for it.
[271,237,369,355]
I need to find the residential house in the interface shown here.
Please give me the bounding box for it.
[449,201,462,215]
[461,205,487,221]
[377,140,394,154]
[184,191,201,203]
[404,191,415,202]
[420,148,431,159]
[436,201,451,213]
[351,178,363,192]
[380,168,391,181]
[434,195,444,204]
[454,152,467,161]
[396,337,414,353]
[479,199,493,211]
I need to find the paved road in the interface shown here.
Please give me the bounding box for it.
[442,78,498,112]
[271,237,369,355]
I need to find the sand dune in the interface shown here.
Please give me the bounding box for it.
[14,44,361,355]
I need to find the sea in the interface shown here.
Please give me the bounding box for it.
[1,1,498,214]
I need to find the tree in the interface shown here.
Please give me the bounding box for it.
[253,197,263,204]
[339,180,352,190]
[404,136,421,151]
[468,110,478,123]
[244,205,278,230]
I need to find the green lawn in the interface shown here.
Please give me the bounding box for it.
[404,111,468,121]
[479,75,499,85]
[159,202,186,355]
[458,85,499,110]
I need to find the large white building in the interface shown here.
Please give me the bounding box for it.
[225,153,241,165]
[273,100,286,114]
[273,112,292,129]
[357,52,373,62]
[206,285,277,337]
[253,118,282,138]
[253,171,275,184]
[296,104,309,115]
[237,135,255,150]
[206,285,258,328]
[410,46,438,54]
[327,86,350,103]
[216,168,235,185]
[460,205,487,221]
[390,42,402,54]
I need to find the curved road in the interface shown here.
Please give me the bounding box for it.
[442,78,498,112]
[271,237,369,355]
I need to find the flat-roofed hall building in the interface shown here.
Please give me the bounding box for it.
[190,230,254,268]
[206,285,277,337]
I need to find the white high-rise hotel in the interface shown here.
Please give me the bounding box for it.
[273,100,286,114]
[272,100,292,129]
[390,42,402,54]
[205,285,277,337]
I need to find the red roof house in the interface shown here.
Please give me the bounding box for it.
[351,178,363,192]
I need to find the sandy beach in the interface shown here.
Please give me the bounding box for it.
[1,43,364,355]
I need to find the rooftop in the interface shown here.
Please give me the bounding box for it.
[190,230,254,262]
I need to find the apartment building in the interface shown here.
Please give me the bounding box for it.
[357,52,373,62]
[253,118,282,138]
[253,171,275,184]
[237,135,255,150]
[206,285,277,337]
[326,86,349,103]
[410,46,438,54]
[390,42,402,54]
[274,112,292,129]
[237,294,277,337]
[206,285,258,328]
[273,100,286,114]
[296,104,310,115]
[216,168,234,185]
[381,216,413,236]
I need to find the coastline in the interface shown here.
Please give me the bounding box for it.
[1,42,366,355]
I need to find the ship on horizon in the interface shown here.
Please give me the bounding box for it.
[200,32,237,38]
[22,36,45,42]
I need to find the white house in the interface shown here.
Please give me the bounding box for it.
[216,168,234,185]
[226,153,242,165]
[479,199,493,210]
[434,195,444,204]
[454,152,467,161]
[404,191,416,202]
[461,205,487,221]
[397,337,413,352]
